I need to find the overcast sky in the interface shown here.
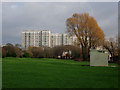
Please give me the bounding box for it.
[2,2,118,45]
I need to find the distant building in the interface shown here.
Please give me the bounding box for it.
[22,30,41,49]
[51,33,62,48]
[41,30,51,47]
[62,34,77,46]
[22,30,77,49]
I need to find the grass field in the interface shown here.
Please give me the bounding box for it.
[2,57,118,88]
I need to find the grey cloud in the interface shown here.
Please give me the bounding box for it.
[2,2,118,45]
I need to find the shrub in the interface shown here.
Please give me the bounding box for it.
[23,52,32,58]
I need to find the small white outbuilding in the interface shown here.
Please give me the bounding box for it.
[90,49,108,66]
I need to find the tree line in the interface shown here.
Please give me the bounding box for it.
[1,37,119,62]
[2,43,82,59]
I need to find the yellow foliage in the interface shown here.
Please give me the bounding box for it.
[66,13,105,48]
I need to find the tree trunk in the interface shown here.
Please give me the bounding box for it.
[82,46,87,61]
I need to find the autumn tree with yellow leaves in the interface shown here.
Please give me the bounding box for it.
[66,13,105,60]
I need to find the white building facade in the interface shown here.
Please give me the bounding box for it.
[51,33,63,48]
[22,30,41,49]
[41,30,51,47]
[22,30,77,49]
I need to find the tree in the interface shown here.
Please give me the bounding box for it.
[2,48,6,58]
[15,44,21,49]
[52,46,64,58]
[52,45,81,59]
[23,51,32,58]
[103,37,118,62]
[29,47,44,58]
[66,13,105,60]
[118,36,120,64]
[3,43,22,57]
[14,46,22,57]
[43,47,54,58]
[3,43,17,57]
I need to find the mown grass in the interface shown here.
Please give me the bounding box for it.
[2,57,118,88]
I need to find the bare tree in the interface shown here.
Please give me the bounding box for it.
[104,37,118,61]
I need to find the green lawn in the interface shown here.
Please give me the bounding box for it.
[2,57,118,88]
